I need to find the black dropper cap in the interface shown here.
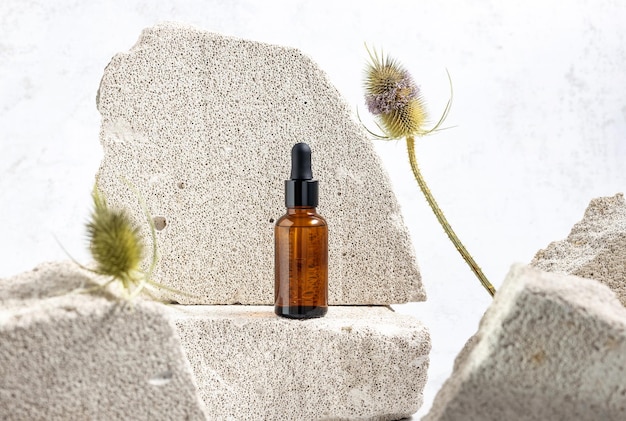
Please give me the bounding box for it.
[285,142,319,208]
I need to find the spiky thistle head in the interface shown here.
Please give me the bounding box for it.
[58,181,194,302]
[364,49,428,139]
[87,187,144,280]
[363,47,452,140]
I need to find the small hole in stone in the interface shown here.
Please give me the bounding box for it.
[153,216,167,231]
[269,218,275,223]
[177,182,185,189]
[337,192,342,196]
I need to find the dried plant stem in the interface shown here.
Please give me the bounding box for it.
[406,136,496,297]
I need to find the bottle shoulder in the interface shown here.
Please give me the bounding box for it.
[276,210,327,228]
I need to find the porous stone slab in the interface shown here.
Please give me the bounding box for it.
[169,305,431,421]
[531,193,626,305]
[95,22,424,305]
[424,264,626,421]
[0,261,207,420]
[1,262,431,420]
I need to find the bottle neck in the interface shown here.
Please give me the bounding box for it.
[286,206,317,215]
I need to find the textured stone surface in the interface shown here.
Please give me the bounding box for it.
[95,22,424,305]
[0,261,207,420]
[424,264,626,421]
[169,305,430,421]
[1,262,431,420]
[531,193,626,305]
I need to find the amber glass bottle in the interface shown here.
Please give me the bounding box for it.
[275,143,328,319]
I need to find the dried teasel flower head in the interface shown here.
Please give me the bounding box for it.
[363,46,451,139]
[58,180,194,301]
[87,187,145,283]
[361,48,495,297]
[82,184,158,300]
[85,182,197,301]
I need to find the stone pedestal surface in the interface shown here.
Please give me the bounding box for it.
[0,262,430,421]
[531,193,626,305]
[170,305,430,421]
[96,22,424,305]
[424,264,626,421]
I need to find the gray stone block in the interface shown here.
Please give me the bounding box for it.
[95,22,424,305]
[1,262,431,420]
[0,261,207,421]
[424,264,626,421]
[169,305,430,421]
[531,193,626,306]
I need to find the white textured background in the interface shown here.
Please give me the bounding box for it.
[1,0,624,418]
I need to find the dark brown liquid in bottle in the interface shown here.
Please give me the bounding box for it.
[275,207,328,319]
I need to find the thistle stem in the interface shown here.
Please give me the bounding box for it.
[406,136,496,297]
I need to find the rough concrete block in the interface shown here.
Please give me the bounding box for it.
[95,22,424,305]
[1,262,431,420]
[531,193,626,305]
[424,264,626,421]
[169,305,431,421]
[0,261,207,420]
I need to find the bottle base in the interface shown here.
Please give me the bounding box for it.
[275,305,327,319]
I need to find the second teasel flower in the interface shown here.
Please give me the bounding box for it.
[87,187,145,282]
[62,182,193,302]
[84,185,156,299]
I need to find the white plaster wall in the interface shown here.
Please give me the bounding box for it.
[1,0,624,418]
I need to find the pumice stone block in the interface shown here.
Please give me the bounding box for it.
[168,305,431,420]
[424,264,626,421]
[531,193,626,306]
[0,262,431,421]
[0,261,207,421]
[95,22,424,305]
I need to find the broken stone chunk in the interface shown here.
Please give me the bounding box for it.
[96,22,424,305]
[0,261,207,420]
[169,305,430,420]
[424,264,626,421]
[532,193,626,305]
